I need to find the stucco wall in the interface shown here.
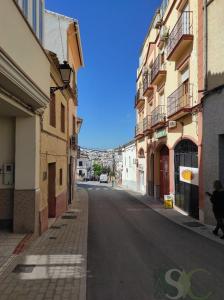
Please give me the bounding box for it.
[0,0,49,96]
[207,0,224,90]
[203,91,224,225]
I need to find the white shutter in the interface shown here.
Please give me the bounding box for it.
[181,67,189,83]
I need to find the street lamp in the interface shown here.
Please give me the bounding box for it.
[50,61,72,94]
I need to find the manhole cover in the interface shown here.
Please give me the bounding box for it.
[183,222,205,228]
[51,226,61,229]
[49,236,57,240]
[62,215,77,219]
[13,264,36,273]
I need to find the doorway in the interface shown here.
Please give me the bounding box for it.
[48,163,56,218]
[159,145,169,200]
[174,140,199,219]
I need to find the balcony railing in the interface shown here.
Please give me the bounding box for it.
[151,54,166,85]
[143,70,152,95]
[166,11,193,60]
[167,82,192,117]
[151,105,166,127]
[143,115,152,132]
[135,122,144,137]
[135,88,144,107]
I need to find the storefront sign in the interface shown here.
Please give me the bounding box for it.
[179,166,199,186]
[155,128,167,139]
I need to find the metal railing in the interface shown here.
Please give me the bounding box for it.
[143,70,152,94]
[167,82,192,117]
[166,11,193,59]
[151,105,166,126]
[135,87,144,106]
[135,122,144,136]
[151,54,165,83]
[143,115,152,131]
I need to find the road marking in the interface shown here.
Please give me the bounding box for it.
[87,188,93,190]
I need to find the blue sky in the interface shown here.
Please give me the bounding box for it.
[46,0,160,149]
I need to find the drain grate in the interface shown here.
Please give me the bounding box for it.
[183,221,205,228]
[62,215,77,219]
[49,236,57,240]
[65,211,76,214]
[13,264,36,273]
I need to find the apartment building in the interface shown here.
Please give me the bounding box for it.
[135,0,202,220]
[203,0,224,224]
[0,0,50,232]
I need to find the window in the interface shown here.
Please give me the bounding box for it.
[39,0,43,43]
[59,169,63,185]
[32,0,37,33]
[79,161,83,167]
[61,103,65,133]
[79,170,82,176]
[22,0,28,17]
[49,93,56,127]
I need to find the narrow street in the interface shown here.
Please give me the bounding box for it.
[83,182,224,300]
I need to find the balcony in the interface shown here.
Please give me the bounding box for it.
[143,70,154,97]
[143,115,152,133]
[135,88,145,109]
[135,122,144,139]
[167,81,192,118]
[151,54,166,87]
[166,11,193,61]
[151,105,166,127]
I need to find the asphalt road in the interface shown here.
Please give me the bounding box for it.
[79,182,224,300]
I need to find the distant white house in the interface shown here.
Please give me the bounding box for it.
[77,154,92,180]
[121,141,137,191]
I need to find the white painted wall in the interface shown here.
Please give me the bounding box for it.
[122,142,137,191]
[44,10,74,63]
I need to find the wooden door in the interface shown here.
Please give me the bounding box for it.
[160,146,169,200]
[48,163,56,218]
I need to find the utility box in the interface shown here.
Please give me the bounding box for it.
[164,195,173,209]
[3,163,14,185]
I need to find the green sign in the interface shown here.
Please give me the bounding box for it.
[155,128,167,139]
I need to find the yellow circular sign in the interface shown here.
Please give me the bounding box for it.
[181,169,193,181]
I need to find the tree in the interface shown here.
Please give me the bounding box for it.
[93,163,103,177]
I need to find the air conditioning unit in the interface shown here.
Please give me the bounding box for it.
[168,120,177,129]
[154,10,162,29]
[160,26,169,42]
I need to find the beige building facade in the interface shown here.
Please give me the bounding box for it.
[135,0,203,220]
[0,0,50,232]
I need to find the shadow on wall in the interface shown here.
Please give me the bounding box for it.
[206,71,224,92]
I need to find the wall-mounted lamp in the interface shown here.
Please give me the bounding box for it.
[50,61,72,94]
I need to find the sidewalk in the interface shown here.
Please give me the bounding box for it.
[115,185,224,246]
[0,187,88,300]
